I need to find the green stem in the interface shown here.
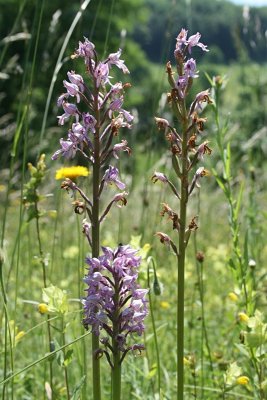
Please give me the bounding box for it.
[250,349,264,399]
[177,207,186,400]
[147,259,161,396]
[193,191,215,390]
[91,88,101,400]
[35,205,54,397]
[111,279,121,400]
[0,256,8,400]
[61,317,70,400]
[111,349,121,400]
[198,259,215,383]
[177,106,189,400]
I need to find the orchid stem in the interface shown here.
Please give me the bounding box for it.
[91,87,101,400]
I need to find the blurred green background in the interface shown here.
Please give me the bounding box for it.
[0,0,267,175]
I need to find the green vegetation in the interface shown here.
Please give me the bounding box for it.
[0,0,266,399]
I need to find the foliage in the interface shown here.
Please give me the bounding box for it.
[1,2,267,399]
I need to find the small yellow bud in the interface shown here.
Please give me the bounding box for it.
[183,357,191,366]
[236,376,249,386]
[47,210,57,219]
[238,312,249,323]
[15,331,25,342]
[160,301,170,309]
[38,303,49,314]
[228,292,238,302]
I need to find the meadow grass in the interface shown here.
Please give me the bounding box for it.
[1,2,267,399]
[1,145,266,399]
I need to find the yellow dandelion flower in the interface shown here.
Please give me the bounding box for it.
[160,301,170,309]
[228,292,238,302]
[236,376,249,386]
[38,303,49,314]
[238,312,249,323]
[55,166,90,180]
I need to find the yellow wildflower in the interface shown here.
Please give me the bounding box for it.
[160,301,170,309]
[236,376,249,386]
[228,292,238,302]
[238,312,249,323]
[38,303,49,314]
[55,166,90,180]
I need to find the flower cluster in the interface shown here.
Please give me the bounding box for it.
[83,245,148,359]
[52,37,132,169]
[153,29,212,243]
[53,39,133,248]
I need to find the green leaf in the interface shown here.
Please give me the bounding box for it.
[54,339,64,367]
[224,362,242,386]
[224,142,231,180]
[228,258,236,270]
[146,365,157,379]
[11,106,27,157]
[64,349,74,367]
[243,230,249,270]
[235,343,250,358]
[212,168,228,196]
[130,235,142,249]
[245,332,265,348]
[172,154,181,178]
[42,285,69,315]
[204,72,213,86]
[233,180,244,221]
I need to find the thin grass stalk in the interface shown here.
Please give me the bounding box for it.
[35,207,54,395]
[0,258,9,400]
[193,190,214,394]
[89,0,104,40]
[38,0,92,152]
[147,258,161,396]
[102,0,115,58]
[198,259,214,381]
[0,27,33,371]
[50,189,62,282]
[0,0,26,69]
[212,82,249,310]
[61,316,70,400]
[0,331,91,387]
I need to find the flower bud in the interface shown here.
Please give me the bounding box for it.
[228,292,238,302]
[154,117,170,131]
[238,312,249,323]
[38,303,49,314]
[236,376,249,386]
